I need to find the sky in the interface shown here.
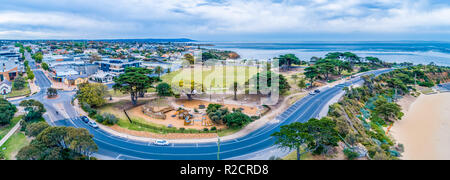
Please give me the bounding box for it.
[1,0,450,41]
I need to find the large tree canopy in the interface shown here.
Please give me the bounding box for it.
[278,54,301,71]
[113,67,154,105]
[17,126,98,160]
[0,98,17,125]
[77,83,108,108]
[19,99,46,122]
[272,117,339,160]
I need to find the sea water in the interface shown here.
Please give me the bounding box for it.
[204,41,450,66]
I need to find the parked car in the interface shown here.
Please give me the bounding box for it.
[314,89,321,93]
[309,92,316,95]
[81,116,90,123]
[88,121,99,128]
[153,139,170,146]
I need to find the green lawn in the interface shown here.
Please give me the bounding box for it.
[162,66,260,93]
[0,116,22,140]
[7,82,31,98]
[0,132,29,160]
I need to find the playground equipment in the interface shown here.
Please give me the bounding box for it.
[142,103,174,120]
[175,109,194,125]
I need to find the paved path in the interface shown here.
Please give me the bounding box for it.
[0,121,21,147]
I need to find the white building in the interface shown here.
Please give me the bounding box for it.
[0,79,12,95]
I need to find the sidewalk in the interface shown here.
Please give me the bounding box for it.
[0,121,22,147]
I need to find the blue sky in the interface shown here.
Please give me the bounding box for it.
[1,0,450,41]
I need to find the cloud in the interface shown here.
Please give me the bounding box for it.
[0,0,449,40]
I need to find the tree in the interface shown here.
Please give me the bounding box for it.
[156,83,172,97]
[316,59,336,80]
[298,78,307,90]
[0,98,17,125]
[41,62,49,71]
[47,88,58,98]
[25,121,50,137]
[77,83,108,108]
[17,126,98,160]
[304,66,319,87]
[13,76,27,90]
[272,122,311,160]
[223,111,252,128]
[278,54,301,71]
[27,71,35,81]
[113,67,153,105]
[20,100,46,122]
[32,52,43,63]
[374,97,403,123]
[272,117,339,160]
[155,66,163,78]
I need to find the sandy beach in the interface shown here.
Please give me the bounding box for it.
[390,93,450,160]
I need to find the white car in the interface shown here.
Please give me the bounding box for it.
[153,139,170,146]
[88,121,99,129]
[309,92,316,95]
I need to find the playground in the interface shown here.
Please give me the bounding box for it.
[123,98,260,130]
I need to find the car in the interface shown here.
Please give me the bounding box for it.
[309,92,316,95]
[153,139,170,146]
[314,89,321,93]
[88,121,99,128]
[81,116,90,123]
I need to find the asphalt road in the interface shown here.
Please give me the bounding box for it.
[14,65,392,160]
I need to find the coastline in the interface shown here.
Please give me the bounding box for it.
[390,92,450,160]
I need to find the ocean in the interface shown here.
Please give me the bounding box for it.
[204,42,450,66]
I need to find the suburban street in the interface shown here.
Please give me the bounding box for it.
[11,63,392,159]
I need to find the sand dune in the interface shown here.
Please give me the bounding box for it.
[390,93,450,160]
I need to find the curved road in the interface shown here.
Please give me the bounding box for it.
[12,62,391,159]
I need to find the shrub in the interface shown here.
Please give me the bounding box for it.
[203,128,209,132]
[224,112,252,128]
[95,113,118,125]
[211,127,217,131]
[344,148,360,160]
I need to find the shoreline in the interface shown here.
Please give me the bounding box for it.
[390,92,450,160]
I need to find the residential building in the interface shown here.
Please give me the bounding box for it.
[90,71,113,83]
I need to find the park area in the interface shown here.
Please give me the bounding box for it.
[162,65,259,93]
[96,96,264,138]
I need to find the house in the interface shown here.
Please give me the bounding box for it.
[90,71,113,83]
[64,75,88,86]
[0,79,12,95]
